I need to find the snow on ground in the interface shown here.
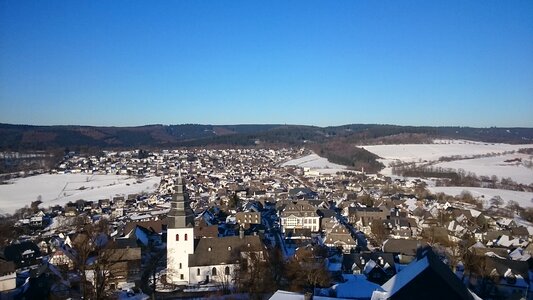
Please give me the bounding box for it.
[0,174,160,214]
[363,140,533,163]
[362,139,533,179]
[433,153,533,185]
[281,153,347,174]
[428,186,533,208]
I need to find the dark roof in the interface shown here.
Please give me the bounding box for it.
[348,207,385,213]
[123,219,167,235]
[343,252,396,274]
[289,188,315,197]
[317,209,336,218]
[485,256,530,280]
[188,235,264,267]
[383,239,426,256]
[511,226,530,237]
[381,247,476,300]
[0,257,15,276]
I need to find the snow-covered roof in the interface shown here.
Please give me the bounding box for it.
[333,274,383,298]
[380,256,430,296]
[269,290,304,300]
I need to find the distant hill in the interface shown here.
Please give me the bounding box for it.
[1,123,532,151]
[2,123,532,174]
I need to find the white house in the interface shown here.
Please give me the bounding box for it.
[280,201,320,233]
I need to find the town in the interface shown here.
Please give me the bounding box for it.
[1,147,531,300]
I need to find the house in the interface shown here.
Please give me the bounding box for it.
[382,239,426,264]
[372,247,481,300]
[324,224,357,253]
[3,241,41,268]
[0,256,16,292]
[478,255,532,299]
[318,209,337,232]
[288,188,317,200]
[319,274,384,299]
[280,201,320,233]
[64,206,78,217]
[86,246,142,291]
[48,246,76,271]
[342,252,396,285]
[236,212,261,229]
[347,207,389,227]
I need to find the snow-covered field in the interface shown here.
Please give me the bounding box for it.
[363,139,532,162]
[434,153,533,185]
[362,139,533,180]
[428,186,533,208]
[0,174,160,215]
[281,153,347,174]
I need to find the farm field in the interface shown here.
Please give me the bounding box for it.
[0,174,160,215]
[428,186,533,208]
[282,153,347,174]
[362,139,533,179]
[433,153,533,185]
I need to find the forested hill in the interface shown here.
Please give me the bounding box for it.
[1,123,532,151]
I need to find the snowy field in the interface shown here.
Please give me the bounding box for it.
[0,174,160,215]
[362,139,533,163]
[281,153,347,174]
[362,139,533,179]
[434,153,533,185]
[428,186,533,208]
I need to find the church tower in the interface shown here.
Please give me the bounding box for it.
[166,172,195,284]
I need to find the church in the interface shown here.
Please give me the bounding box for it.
[166,174,265,286]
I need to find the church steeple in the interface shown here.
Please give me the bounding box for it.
[168,172,194,228]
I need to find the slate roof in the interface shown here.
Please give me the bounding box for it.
[0,257,15,276]
[342,252,396,274]
[377,248,477,300]
[188,235,264,267]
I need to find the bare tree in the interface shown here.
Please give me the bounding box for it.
[490,196,503,208]
[141,245,166,299]
[370,221,388,245]
[71,217,127,300]
[285,248,331,293]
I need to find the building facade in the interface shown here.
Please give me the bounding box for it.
[280,201,320,233]
[167,175,195,285]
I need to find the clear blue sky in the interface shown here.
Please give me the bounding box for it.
[1,1,532,127]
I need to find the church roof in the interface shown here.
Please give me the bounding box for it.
[188,235,264,267]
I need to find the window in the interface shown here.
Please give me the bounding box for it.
[180,274,184,280]
[179,263,182,269]
[212,267,217,276]
[175,234,179,241]
[197,268,200,276]
[225,266,230,275]
[185,233,188,241]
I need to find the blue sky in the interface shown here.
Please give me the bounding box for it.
[1,1,532,127]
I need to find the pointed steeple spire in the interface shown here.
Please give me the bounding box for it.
[168,172,194,228]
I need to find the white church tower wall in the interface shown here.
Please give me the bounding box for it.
[166,174,195,285]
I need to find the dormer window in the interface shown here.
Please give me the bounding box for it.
[228,246,232,251]
[208,247,212,252]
